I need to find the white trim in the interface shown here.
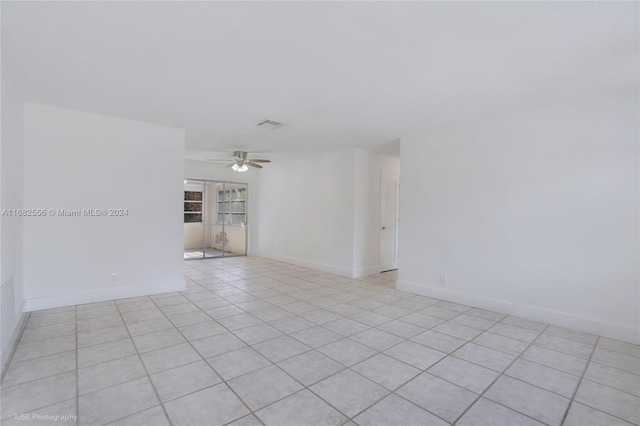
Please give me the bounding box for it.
[24,280,185,312]
[396,279,640,345]
[1,301,27,373]
[255,251,355,278]
[353,265,382,279]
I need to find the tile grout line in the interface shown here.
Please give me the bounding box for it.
[204,321,352,423]
[0,280,460,420]
[559,335,600,425]
[344,309,488,424]
[416,341,587,410]
[4,259,638,426]
[164,279,406,423]
[302,303,478,423]
[450,324,551,425]
[112,300,174,426]
[199,272,354,420]
[293,311,475,423]
[54,285,571,421]
[409,321,636,384]
[340,367,445,423]
[145,294,261,425]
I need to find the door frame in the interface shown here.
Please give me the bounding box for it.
[183,177,249,260]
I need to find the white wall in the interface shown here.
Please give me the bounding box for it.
[0,35,26,369]
[254,149,399,278]
[353,150,400,276]
[23,103,185,310]
[255,150,356,276]
[184,224,204,250]
[398,89,639,343]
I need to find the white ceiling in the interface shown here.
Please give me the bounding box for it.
[3,2,638,159]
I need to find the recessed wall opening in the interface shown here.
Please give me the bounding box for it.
[183,179,248,260]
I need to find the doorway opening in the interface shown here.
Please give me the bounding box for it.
[183,179,248,260]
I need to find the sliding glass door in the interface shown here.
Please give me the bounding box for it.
[184,179,247,260]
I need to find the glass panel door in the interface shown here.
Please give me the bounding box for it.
[220,183,247,256]
[184,179,247,260]
[204,182,224,258]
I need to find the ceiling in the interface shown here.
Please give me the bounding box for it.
[3,2,638,159]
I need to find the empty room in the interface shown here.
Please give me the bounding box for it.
[1,1,638,426]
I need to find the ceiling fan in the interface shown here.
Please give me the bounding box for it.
[206,151,271,172]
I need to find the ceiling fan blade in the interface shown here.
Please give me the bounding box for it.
[209,152,269,169]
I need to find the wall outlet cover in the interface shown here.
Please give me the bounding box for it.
[439,273,447,286]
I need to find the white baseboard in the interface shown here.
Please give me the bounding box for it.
[24,280,185,312]
[1,302,27,374]
[397,280,640,345]
[255,251,356,278]
[353,265,382,279]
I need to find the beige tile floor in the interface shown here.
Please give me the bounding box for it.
[1,257,638,426]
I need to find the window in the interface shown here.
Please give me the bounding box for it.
[184,191,202,223]
[217,187,246,225]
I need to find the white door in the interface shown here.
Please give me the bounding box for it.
[380,171,399,271]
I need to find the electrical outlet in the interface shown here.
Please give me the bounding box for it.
[111,273,118,282]
[439,273,447,286]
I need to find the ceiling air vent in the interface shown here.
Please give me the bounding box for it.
[256,119,285,129]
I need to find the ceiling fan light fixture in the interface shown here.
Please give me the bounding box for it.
[232,163,249,172]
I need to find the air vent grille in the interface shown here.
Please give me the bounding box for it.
[257,119,285,129]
